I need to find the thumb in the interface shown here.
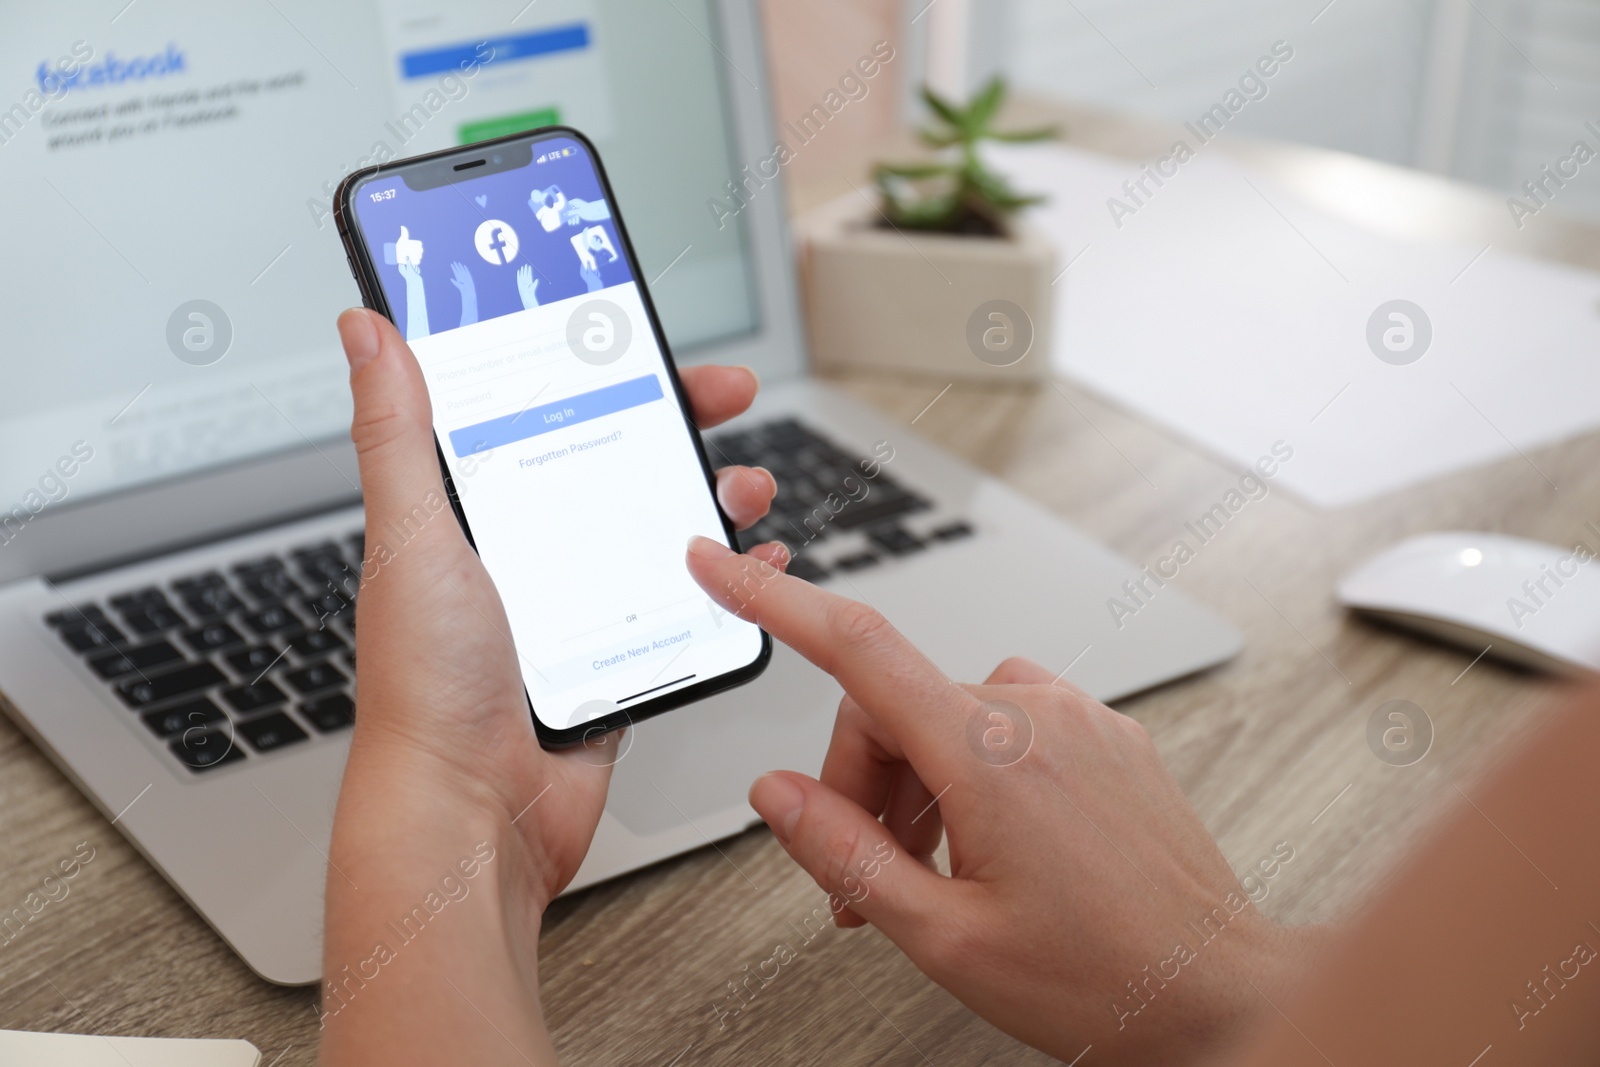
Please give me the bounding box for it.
[749,772,955,947]
[336,308,448,535]
[399,225,409,239]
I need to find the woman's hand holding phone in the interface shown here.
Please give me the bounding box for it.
[317,309,786,1067]
[318,306,1322,1067]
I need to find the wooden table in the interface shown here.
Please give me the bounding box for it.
[4,101,1597,1066]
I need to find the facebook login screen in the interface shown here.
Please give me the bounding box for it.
[1,0,755,536]
[350,137,761,729]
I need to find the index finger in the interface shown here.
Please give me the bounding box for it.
[686,537,976,769]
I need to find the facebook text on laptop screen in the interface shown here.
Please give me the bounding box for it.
[0,0,756,516]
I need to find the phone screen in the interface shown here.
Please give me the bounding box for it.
[341,131,765,739]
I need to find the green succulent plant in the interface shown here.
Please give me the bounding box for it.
[874,77,1057,236]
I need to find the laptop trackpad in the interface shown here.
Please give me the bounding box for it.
[601,719,740,835]
[600,646,836,836]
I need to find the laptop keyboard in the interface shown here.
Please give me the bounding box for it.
[706,418,972,582]
[45,534,363,774]
[43,418,969,776]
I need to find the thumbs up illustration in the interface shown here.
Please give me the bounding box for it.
[394,225,424,267]
[384,225,425,267]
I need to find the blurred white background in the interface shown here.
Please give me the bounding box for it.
[980,0,1600,218]
[760,0,1600,220]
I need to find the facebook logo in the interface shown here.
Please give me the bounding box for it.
[474,219,520,265]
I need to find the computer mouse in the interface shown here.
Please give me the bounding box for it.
[1337,531,1600,674]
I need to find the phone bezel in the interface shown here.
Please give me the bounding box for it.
[332,125,771,748]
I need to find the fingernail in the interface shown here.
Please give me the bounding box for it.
[754,466,777,497]
[337,309,380,372]
[762,541,790,569]
[687,535,734,560]
[750,774,804,845]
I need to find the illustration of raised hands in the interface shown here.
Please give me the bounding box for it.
[517,264,541,310]
[449,261,478,328]
[394,230,430,341]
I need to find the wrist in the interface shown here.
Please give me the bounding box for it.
[325,732,538,928]
[318,816,555,1064]
[1255,920,1341,1001]
[1201,918,1342,1059]
[343,705,514,818]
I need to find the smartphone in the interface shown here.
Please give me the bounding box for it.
[333,127,769,746]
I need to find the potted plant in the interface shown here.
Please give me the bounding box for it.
[799,78,1058,382]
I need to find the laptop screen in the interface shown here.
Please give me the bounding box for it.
[0,0,758,512]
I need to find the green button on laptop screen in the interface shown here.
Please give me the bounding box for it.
[458,108,561,144]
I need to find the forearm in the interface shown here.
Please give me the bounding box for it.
[1109,915,1342,1066]
[1223,685,1600,1066]
[318,757,557,1066]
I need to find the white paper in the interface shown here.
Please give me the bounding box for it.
[0,1029,260,1067]
[987,143,1600,507]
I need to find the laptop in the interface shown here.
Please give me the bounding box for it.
[0,0,1240,984]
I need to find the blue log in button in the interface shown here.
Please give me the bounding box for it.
[449,374,664,458]
[399,23,591,79]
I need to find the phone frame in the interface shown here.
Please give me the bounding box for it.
[332,125,770,748]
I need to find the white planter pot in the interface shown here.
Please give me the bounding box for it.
[797,193,1056,382]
